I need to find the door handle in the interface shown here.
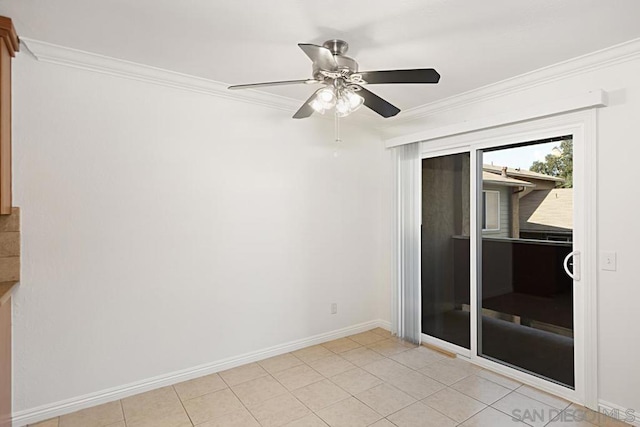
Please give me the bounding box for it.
[563,250,581,281]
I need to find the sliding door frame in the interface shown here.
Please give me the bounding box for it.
[419,109,598,409]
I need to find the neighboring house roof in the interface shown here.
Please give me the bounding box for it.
[482,171,535,187]
[520,189,573,232]
[483,164,564,183]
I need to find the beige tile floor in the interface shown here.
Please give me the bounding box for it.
[29,328,631,427]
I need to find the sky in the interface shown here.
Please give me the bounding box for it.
[482,141,559,171]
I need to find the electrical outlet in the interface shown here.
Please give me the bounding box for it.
[331,303,338,315]
[601,251,617,271]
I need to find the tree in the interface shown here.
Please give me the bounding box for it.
[530,139,573,188]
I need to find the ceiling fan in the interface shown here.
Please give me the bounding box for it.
[228,39,440,119]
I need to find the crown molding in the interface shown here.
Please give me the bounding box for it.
[381,37,640,129]
[20,36,640,129]
[21,38,302,112]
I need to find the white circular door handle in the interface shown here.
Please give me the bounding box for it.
[563,250,581,282]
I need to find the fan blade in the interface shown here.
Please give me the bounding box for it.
[292,92,319,119]
[228,79,320,90]
[298,43,338,71]
[356,86,401,118]
[358,69,440,84]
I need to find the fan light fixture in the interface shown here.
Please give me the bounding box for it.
[228,39,440,148]
[309,85,364,117]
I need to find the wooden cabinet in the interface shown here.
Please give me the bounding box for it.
[0,17,18,215]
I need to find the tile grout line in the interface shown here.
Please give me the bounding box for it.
[265,356,331,425]
[449,369,516,389]
[487,389,536,427]
[312,345,389,424]
[514,385,573,411]
[352,379,417,418]
[324,342,423,424]
[172,384,196,427]
[216,368,264,427]
[274,350,345,419]
[419,393,482,426]
[118,399,128,427]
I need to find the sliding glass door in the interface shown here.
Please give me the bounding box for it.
[421,133,582,392]
[479,137,575,388]
[421,152,471,349]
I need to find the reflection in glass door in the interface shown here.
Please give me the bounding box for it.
[422,152,471,349]
[479,136,575,387]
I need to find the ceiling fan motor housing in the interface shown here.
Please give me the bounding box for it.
[323,39,349,55]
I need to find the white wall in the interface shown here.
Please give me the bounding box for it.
[384,55,640,415]
[11,54,391,412]
[16,34,640,421]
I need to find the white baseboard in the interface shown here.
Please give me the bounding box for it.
[376,319,391,331]
[599,400,640,426]
[12,319,390,426]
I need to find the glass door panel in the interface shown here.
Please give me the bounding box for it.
[479,136,575,387]
[422,152,471,349]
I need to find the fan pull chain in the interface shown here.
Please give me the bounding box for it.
[334,112,342,157]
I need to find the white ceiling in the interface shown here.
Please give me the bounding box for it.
[2,0,640,114]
